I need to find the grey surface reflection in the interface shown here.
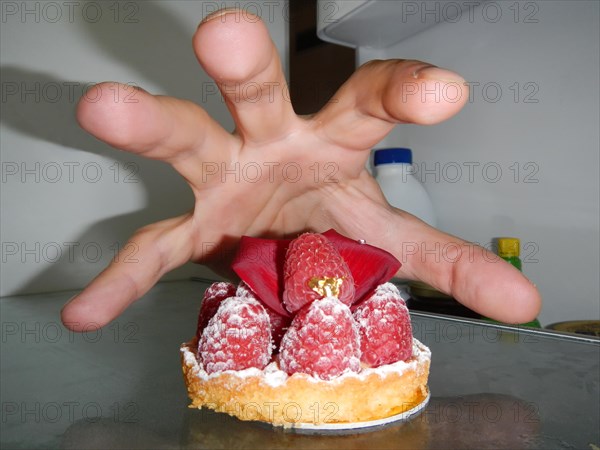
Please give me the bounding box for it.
[180,393,540,449]
[1,281,598,450]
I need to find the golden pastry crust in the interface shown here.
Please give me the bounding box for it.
[181,338,430,427]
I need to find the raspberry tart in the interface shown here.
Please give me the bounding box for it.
[181,230,431,428]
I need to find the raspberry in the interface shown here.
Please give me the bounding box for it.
[196,282,237,339]
[198,296,272,374]
[236,280,257,299]
[353,283,413,367]
[283,233,355,313]
[237,281,291,350]
[279,297,361,380]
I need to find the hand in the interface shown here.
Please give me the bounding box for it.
[61,9,541,330]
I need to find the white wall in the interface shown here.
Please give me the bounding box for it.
[359,1,599,325]
[0,1,289,296]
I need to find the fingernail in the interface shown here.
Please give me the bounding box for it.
[200,8,242,25]
[416,66,465,84]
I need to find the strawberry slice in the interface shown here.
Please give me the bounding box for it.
[279,297,361,380]
[231,229,401,315]
[232,235,290,316]
[198,296,272,374]
[283,233,355,313]
[322,230,401,304]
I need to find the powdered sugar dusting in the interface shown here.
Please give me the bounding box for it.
[373,282,401,297]
[236,281,257,300]
[209,281,237,298]
[198,296,272,374]
[236,281,291,350]
[279,296,361,380]
[182,338,430,387]
[196,282,237,338]
[370,282,406,304]
[353,284,413,367]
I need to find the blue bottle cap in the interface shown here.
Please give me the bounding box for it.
[373,148,412,166]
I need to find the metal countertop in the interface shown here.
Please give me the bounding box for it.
[1,280,598,449]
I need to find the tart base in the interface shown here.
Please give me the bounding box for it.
[181,338,431,427]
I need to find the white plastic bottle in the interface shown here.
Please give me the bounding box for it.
[373,148,437,227]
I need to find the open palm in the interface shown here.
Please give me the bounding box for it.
[62,10,540,330]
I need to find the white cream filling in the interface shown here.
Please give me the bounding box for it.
[182,338,430,388]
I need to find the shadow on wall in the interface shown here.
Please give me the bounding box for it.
[0,1,230,295]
